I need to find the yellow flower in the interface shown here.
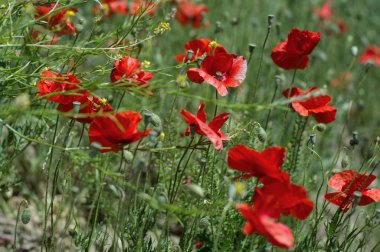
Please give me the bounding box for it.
[154,22,171,35]
[142,60,151,69]
[101,98,108,105]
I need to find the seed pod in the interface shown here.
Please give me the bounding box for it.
[21,208,31,224]
[186,50,194,62]
[309,134,317,146]
[350,131,359,146]
[376,209,380,219]
[351,46,358,56]
[268,15,275,27]
[72,101,81,118]
[256,126,267,143]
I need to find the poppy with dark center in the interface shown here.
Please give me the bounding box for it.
[58,96,113,123]
[271,28,320,70]
[175,1,209,28]
[175,39,227,63]
[236,187,294,249]
[325,170,380,211]
[88,111,151,153]
[283,87,337,124]
[187,53,247,96]
[34,2,77,36]
[227,145,289,184]
[37,71,88,105]
[359,46,380,67]
[111,56,154,94]
[180,102,230,150]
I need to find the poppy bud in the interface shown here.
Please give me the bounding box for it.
[199,216,210,229]
[72,101,81,118]
[253,124,266,143]
[21,207,31,224]
[351,46,358,56]
[195,241,203,249]
[315,123,326,132]
[184,184,204,198]
[267,14,275,27]
[350,131,359,146]
[309,134,316,146]
[376,209,380,219]
[123,150,133,164]
[157,192,169,205]
[186,50,194,62]
[248,43,256,54]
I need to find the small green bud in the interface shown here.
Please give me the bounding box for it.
[21,208,31,224]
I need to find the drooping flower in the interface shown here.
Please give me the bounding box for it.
[283,87,337,124]
[227,145,288,183]
[130,0,158,16]
[359,46,380,67]
[110,56,154,94]
[187,53,247,96]
[175,39,227,63]
[175,1,209,28]
[325,170,380,211]
[236,188,294,249]
[271,28,320,70]
[180,102,230,150]
[88,111,151,153]
[37,71,88,104]
[57,96,113,123]
[34,2,77,36]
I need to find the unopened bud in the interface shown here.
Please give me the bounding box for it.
[315,123,326,132]
[21,208,31,224]
[351,46,358,56]
[185,184,204,198]
[275,75,282,87]
[199,217,210,229]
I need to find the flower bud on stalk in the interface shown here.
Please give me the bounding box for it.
[350,131,359,146]
[72,101,81,119]
[186,50,194,62]
[267,14,275,28]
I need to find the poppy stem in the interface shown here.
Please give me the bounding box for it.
[264,77,279,130]
[168,136,195,203]
[213,89,218,117]
[252,23,272,100]
[117,90,126,110]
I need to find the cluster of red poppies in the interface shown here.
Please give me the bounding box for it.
[36,55,154,153]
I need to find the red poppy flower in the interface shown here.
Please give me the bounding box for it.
[130,0,157,16]
[283,87,337,124]
[175,39,227,63]
[34,3,77,36]
[256,182,314,220]
[37,71,88,105]
[236,190,294,249]
[227,145,289,184]
[325,170,380,211]
[180,102,230,150]
[315,0,333,20]
[187,53,247,96]
[359,46,380,67]
[175,1,209,28]
[58,96,113,123]
[271,28,320,70]
[89,111,151,153]
[111,56,154,93]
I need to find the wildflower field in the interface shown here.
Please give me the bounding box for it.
[1,0,380,251]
